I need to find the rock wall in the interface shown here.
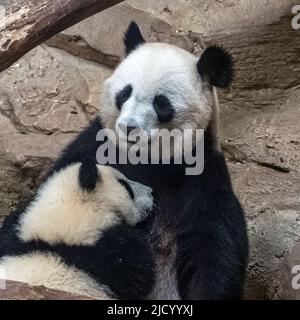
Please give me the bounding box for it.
[0,0,299,299]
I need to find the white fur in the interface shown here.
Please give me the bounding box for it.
[18,164,153,246]
[0,252,112,299]
[100,43,212,139]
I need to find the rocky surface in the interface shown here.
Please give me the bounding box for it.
[128,0,299,35]
[0,45,111,220]
[279,242,300,300]
[0,0,299,299]
[0,280,95,300]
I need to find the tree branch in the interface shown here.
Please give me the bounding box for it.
[0,279,95,300]
[0,0,124,72]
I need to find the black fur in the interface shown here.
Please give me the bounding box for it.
[124,21,145,55]
[1,221,154,300]
[153,95,175,122]
[118,179,135,201]
[197,45,234,88]
[116,85,133,110]
[79,159,99,192]
[22,116,248,300]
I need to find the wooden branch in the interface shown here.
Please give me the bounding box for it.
[0,279,95,300]
[0,0,124,72]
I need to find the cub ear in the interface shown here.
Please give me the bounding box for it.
[197,45,234,88]
[123,21,145,55]
[79,160,100,192]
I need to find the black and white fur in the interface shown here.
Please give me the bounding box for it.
[0,161,154,299]
[4,22,248,299]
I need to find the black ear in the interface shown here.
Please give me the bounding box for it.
[197,46,234,88]
[124,21,145,55]
[79,160,100,192]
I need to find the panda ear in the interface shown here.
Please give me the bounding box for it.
[197,45,234,88]
[124,21,145,55]
[79,160,100,192]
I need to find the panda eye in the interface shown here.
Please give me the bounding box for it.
[116,85,133,110]
[153,95,175,122]
[118,179,135,200]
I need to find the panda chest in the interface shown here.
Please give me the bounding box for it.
[149,178,187,244]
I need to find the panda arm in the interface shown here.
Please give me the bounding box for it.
[175,156,248,300]
[93,225,155,300]
[59,224,155,300]
[176,204,248,300]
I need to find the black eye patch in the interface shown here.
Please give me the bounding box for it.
[118,179,135,200]
[116,85,133,110]
[153,95,175,122]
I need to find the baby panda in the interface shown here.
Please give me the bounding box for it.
[0,160,154,299]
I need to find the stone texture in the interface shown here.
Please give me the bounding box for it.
[278,243,300,300]
[47,2,193,65]
[0,45,111,134]
[0,45,112,218]
[0,155,33,225]
[0,279,95,300]
[128,0,298,35]
[0,0,299,300]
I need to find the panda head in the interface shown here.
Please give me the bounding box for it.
[100,21,234,145]
[18,160,153,246]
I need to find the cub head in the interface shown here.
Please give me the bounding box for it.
[18,160,153,246]
[100,21,234,149]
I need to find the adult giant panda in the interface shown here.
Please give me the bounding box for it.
[0,161,154,299]
[4,21,249,299]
